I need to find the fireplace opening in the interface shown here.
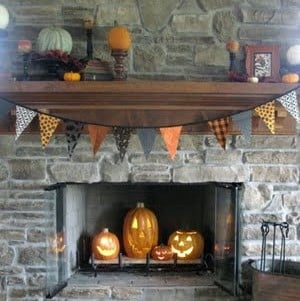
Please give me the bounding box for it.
[45,182,242,298]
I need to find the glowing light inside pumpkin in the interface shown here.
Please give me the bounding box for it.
[96,236,118,257]
[51,232,66,254]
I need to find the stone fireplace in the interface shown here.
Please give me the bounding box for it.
[0,132,299,301]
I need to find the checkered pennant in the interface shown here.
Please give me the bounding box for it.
[208,117,230,149]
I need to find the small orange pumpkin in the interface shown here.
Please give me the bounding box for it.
[63,71,81,81]
[281,72,299,83]
[226,39,240,53]
[107,24,131,51]
[91,228,120,260]
[151,244,173,261]
[168,230,204,260]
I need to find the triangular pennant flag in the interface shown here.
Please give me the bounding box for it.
[0,98,14,120]
[160,126,182,160]
[64,120,84,158]
[254,100,276,134]
[88,124,110,156]
[208,117,230,149]
[276,90,300,123]
[15,106,37,140]
[38,114,60,149]
[232,110,252,141]
[113,127,132,161]
[137,128,157,158]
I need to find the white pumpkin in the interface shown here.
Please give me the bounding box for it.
[286,45,300,65]
[36,26,73,54]
[0,5,9,29]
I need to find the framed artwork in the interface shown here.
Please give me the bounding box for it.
[245,45,280,82]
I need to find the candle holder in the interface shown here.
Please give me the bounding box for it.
[111,50,128,80]
[22,53,30,81]
[18,40,32,81]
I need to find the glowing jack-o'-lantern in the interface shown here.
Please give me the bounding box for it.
[123,202,158,258]
[51,232,66,254]
[92,228,120,260]
[151,244,173,261]
[168,230,204,260]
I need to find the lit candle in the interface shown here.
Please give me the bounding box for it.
[18,39,32,53]
[83,17,94,29]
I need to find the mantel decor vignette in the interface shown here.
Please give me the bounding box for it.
[0,21,299,160]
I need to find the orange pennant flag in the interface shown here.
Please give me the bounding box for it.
[88,124,110,156]
[160,126,182,160]
[254,100,275,134]
[208,117,230,149]
[38,113,60,149]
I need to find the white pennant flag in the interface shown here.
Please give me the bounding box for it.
[276,90,300,124]
[15,106,37,140]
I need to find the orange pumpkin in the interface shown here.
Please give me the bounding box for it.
[168,230,204,260]
[91,228,120,260]
[226,39,240,53]
[281,73,299,83]
[151,244,173,261]
[63,72,81,81]
[123,202,158,258]
[107,25,131,51]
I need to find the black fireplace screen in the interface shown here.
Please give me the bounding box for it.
[45,182,242,298]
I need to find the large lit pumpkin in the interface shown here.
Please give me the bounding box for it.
[168,230,204,260]
[123,202,158,258]
[91,228,120,260]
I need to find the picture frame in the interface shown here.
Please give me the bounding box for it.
[245,45,280,82]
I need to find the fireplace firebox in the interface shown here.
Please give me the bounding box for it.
[45,182,242,298]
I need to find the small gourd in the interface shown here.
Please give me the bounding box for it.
[281,72,299,84]
[151,244,173,261]
[107,24,131,51]
[36,26,73,54]
[91,228,120,260]
[63,72,81,81]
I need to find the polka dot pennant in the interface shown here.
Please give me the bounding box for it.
[64,120,84,158]
[254,100,275,134]
[38,113,60,149]
[113,127,132,161]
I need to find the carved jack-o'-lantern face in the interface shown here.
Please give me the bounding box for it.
[168,230,204,260]
[151,244,173,261]
[92,228,120,260]
[123,202,158,258]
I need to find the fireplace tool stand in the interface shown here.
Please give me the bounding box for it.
[260,220,289,273]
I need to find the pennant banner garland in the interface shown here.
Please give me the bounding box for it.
[64,120,84,158]
[113,127,132,161]
[15,105,37,140]
[160,126,182,160]
[5,88,300,158]
[276,90,300,124]
[232,110,252,142]
[38,114,60,149]
[88,125,110,156]
[208,117,230,149]
[137,128,157,158]
[254,100,276,134]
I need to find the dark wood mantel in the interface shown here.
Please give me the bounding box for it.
[0,80,298,130]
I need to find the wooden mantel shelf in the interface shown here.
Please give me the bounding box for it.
[0,80,298,128]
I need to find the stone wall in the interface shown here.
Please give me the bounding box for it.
[0,0,299,300]
[1,0,300,79]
